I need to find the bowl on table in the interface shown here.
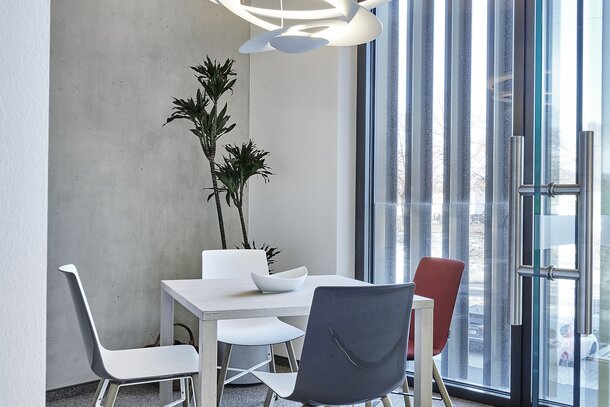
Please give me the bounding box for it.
[251,266,308,293]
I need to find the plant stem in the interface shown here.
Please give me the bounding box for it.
[208,158,227,249]
[237,204,250,249]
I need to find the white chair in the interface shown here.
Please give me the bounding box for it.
[59,264,198,407]
[201,249,305,406]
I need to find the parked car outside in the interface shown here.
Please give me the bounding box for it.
[468,303,484,352]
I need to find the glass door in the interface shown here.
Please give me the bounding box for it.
[514,0,609,405]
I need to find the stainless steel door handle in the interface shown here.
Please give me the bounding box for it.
[509,136,523,326]
[509,131,594,335]
[577,131,594,334]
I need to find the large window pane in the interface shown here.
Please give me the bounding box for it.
[369,0,513,393]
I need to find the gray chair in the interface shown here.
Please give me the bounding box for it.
[59,264,198,407]
[253,283,416,407]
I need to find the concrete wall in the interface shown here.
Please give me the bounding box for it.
[47,0,250,389]
[248,46,357,356]
[0,0,50,404]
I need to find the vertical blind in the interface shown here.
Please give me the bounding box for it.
[361,0,513,392]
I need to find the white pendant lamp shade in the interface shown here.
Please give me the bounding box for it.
[270,35,329,53]
[215,0,389,54]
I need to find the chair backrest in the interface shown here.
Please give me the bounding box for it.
[409,256,465,353]
[58,264,112,379]
[201,249,268,279]
[290,284,415,406]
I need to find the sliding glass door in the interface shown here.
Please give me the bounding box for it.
[359,0,513,398]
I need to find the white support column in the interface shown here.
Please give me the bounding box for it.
[0,0,49,404]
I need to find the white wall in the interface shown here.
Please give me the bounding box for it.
[249,45,357,355]
[0,0,50,404]
[248,47,357,277]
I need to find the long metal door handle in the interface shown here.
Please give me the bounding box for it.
[509,132,594,334]
[510,136,523,326]
[577,131,594,335]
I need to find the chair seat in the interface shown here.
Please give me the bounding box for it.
[218,317,304,346]
[252,372,298,399]
[101,344,198,382]
[406,338,443,360]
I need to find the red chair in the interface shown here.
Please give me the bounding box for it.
[403,256,465,407]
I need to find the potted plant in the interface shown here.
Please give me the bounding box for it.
[165,57,236,249]
[213,140,281,268]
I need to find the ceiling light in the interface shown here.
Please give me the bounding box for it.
[211,0,389,54]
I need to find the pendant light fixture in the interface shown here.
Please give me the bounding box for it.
[210,0,389,54]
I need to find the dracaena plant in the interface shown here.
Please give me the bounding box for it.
[212,140,272,249]
[165,57,236,249]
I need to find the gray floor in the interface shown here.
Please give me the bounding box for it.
[46,380,491,407]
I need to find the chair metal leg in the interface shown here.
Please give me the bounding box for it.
[92,379,108,407]
[264,388,276,407]
[402,378,412,407]
[181,378,190,407]
[433,360,453,407]
[191,373,201,407]
[102,382,119,407]
[285,341,298,372]
[269,345,276,373]
[189,376,197,407]
[381,395,393,407]
[217,344,233,406]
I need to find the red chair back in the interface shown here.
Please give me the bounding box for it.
[409,256,465,355]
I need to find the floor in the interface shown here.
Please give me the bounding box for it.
[46,381,491,407]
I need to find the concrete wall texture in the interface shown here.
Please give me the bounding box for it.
[47,0,250,389]
[0,0,50,404]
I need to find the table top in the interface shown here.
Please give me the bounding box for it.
[162,275,434,321]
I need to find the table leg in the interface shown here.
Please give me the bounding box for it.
[160,288,174,405]
[414,307,433,407]
[198,319,218,407]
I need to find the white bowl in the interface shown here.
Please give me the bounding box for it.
[251,266,308,293]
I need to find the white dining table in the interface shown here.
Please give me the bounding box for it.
[159,275,434,407]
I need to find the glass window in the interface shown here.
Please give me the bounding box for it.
[364,0,514,393]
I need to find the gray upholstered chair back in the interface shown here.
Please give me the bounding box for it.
[290,283,415,406]
[59,264,112,379]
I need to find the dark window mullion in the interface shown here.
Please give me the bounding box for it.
[355,39,376,283]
